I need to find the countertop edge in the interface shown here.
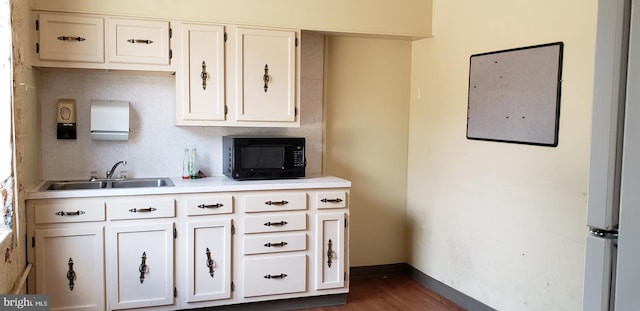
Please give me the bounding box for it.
[26,175,352,200]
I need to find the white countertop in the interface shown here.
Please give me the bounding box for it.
[26,174,352,200]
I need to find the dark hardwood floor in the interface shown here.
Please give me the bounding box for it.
[298,275,466,311]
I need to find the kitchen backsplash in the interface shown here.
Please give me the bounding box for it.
[39,31,324,181]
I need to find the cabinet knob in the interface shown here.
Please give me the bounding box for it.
[127,38,154,44]
[263,64,270,92]
[321,198,343,203]
[264,221,288,227]
[57,35,86,42]
[198,203,223,209]
[264,241,288,248]
[265,200,288,206]
[327,239,334,268]
[66,257,76,291]
[264,273,288,279]
[201,61,209,90]
[55,210,86,217]
[205,248,215,278]
[139,252,148,284]
[129,207,157,213]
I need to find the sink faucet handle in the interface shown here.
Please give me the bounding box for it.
[106,160,128,179]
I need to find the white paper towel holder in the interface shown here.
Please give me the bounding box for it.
[90,100,130,141]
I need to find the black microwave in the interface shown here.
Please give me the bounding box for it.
[223,136,306,180]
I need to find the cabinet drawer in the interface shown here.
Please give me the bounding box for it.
[108,197,175,220]
[243,254,306,297]
[34,199,105,224]
[184,194,233,216]
[316,191,348,209]
[244,233,306,255]
[244,213,306,234]
[243,192,307,213]
[108,18,170,65]
[37,13,105,63]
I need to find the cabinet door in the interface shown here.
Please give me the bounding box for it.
[185,218,232,303]
[37,13,104,63]
[35,227,105,311]
[234,27,298,124]
[177,23,226,124]
[315,213,346,290]
[108,222,174,309]
[107,18,170,65]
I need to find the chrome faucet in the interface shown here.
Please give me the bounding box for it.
[106,160,127,179]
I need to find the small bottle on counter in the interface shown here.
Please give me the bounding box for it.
[182,147,191,179]
[189,147,198,179]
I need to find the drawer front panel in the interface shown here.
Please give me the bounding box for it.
[243,254,306,297]
[184,194,234,216]
[244,233,307,255]
[316,191,347,209]
[243,192,307,213]
[108,18,170,65]
[244,213,306,234]
[35,200,105,224]
[108,197,176,220]
[38,13,105,63]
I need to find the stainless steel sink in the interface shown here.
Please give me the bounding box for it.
[40,178,174,191]
[111,178,175,188]
[41,180,109,190]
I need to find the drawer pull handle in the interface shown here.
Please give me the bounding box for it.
[129,207,157,213]
[264,221,288,227]
[57,35,86,42]
[55,210,86,217]
[67,257,77,291]
[265,200,289,206]
[264,241,288,248]
[264,273,287,279]
[127,38,154,44]
[139,252,148,284]
[321,198,343,203]
[205,248,215,278]
[198,203,223,209]
[327,239,335,268]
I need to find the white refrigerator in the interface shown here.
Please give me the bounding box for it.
[584,0,640,310]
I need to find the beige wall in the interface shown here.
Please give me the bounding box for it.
[407,1,596,310]
[324,36,411,266]
[31,0,433,38]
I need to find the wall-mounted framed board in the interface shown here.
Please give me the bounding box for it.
[466,42,564,147]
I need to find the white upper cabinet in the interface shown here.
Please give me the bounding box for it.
[34,11,302,126]
[36,12,105,63]
[175,22,226,125]
[34,11,174,71]
[233,27,300,126]
[107,18,171,65]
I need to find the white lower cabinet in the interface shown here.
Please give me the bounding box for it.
[184,218,232,303]
[35,227,105,311]
[28,184,349,311]
[108,222,175,310]
[315,212,346,290]
[29,198,106,311]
